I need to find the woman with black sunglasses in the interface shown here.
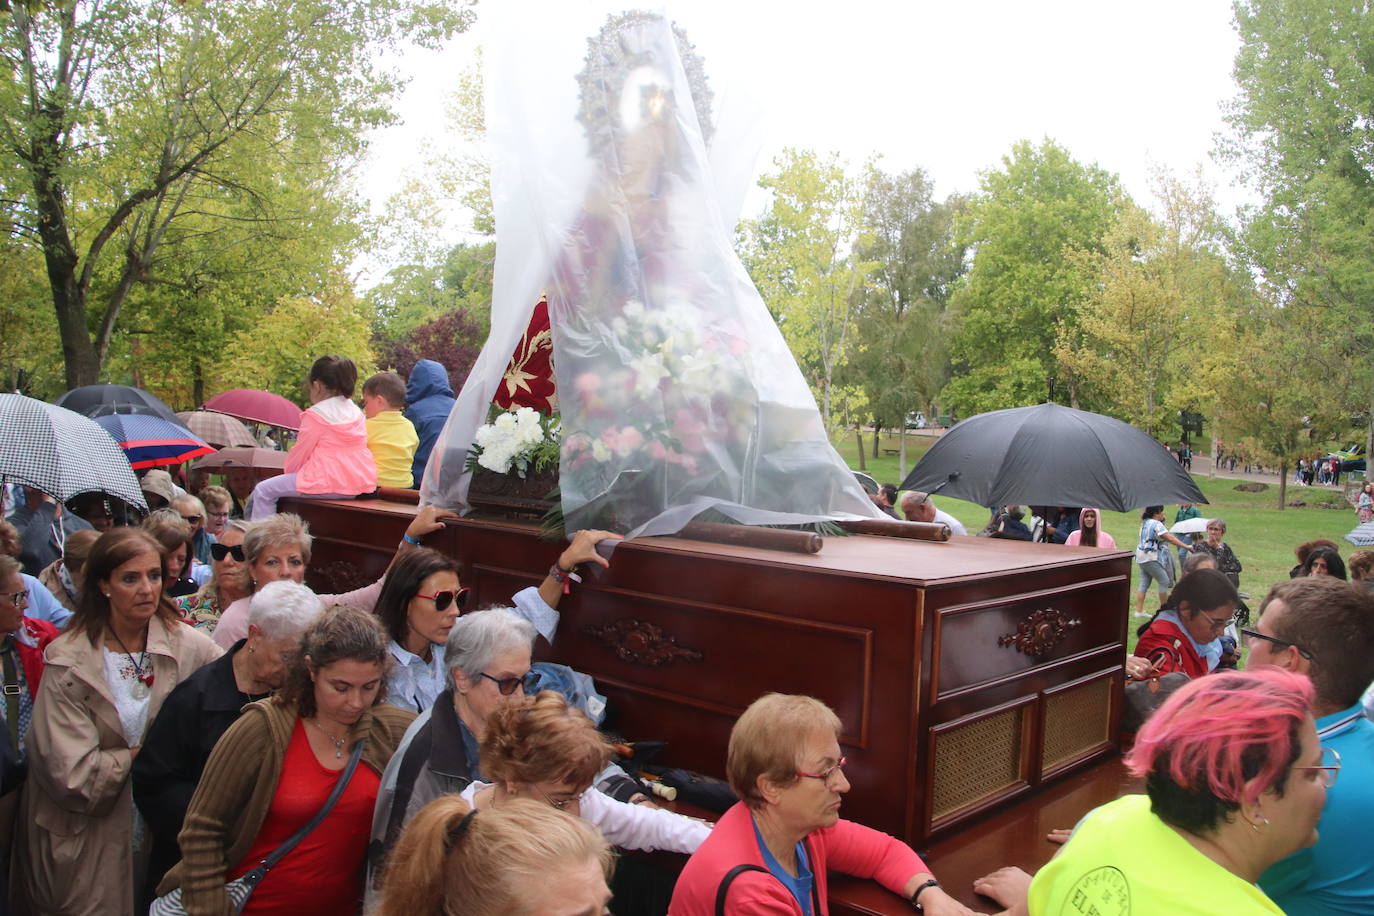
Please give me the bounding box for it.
[176,520,251,631]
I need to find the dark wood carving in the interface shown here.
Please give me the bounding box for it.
[998,608,1082,658]
[467,466,559,517]
[582,617,704,667]
[318,559,372,595]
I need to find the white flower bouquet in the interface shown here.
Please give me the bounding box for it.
[468,406,561,478]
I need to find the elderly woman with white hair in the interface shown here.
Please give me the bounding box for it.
[366,606,540,904]
[133,579,325,899]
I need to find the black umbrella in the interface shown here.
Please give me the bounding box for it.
[55,384,180,424]
[900,403,1206,512]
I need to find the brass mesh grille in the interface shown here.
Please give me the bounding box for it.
[931,708,1023,822]
[1042,678,1112,770]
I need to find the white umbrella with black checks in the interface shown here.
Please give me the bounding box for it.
[0,393,147,510]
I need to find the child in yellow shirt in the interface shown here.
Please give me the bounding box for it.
[362,371,420,489]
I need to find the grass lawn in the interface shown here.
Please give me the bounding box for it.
[835,430,1363,650]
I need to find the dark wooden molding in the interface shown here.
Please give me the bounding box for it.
[581,618,704,667]
[998,608,1082,658]
[317,559,372,595]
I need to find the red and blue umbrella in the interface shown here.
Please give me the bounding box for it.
[92,414,214,470]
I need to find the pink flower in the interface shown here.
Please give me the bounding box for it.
[574,372,600,394]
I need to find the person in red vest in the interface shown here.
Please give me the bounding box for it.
[1135,568,1240,679]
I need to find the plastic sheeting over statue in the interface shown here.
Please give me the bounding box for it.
[421,5,881,536]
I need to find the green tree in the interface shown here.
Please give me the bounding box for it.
[1056,170,1239,437]
[0,0,472,389]
[1202,306,1338,509]
[941,139,1121,417]
[847,167,966,438]
[741,148,877,431]
[222,275,377,402]
[1223,0,1374,474]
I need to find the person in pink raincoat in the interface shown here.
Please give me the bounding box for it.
[249,356,378,520]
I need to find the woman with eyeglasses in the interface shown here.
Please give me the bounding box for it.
[974,668,1333,916]
[1193,517,1243,588]
[154,606,414,915]
[461,690,708,843]
[670,693,975,916]
[1134,569,1241,679]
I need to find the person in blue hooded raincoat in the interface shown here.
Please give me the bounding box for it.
[404,360,457,489]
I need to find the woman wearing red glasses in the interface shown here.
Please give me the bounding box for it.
[374,548,470,713]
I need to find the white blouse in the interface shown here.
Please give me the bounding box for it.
[101,648,152,745]
[460,780,711,854]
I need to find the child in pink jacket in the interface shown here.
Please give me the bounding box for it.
[249,355,378,519]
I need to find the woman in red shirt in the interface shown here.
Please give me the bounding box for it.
[157,605,414,915]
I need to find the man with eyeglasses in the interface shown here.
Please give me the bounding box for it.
[1246,577,1374,915]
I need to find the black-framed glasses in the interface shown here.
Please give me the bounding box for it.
[533,783,586,811]
[1240,627,1314,659]
[1293,746,1341,788]
[797,756,847,785]
[416,587,470,612]
[210,543,245,562]
[2,591,27,607]
[478,671,536,696]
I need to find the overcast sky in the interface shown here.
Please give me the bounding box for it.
[357,0,1245,285]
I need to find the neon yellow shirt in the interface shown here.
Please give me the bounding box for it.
[366,410,420,489]
[1029,795,1284,916]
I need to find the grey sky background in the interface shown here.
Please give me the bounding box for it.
[357,0,1246,285]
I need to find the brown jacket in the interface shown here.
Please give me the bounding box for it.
[14,614,222,915]
[159,696,415,916]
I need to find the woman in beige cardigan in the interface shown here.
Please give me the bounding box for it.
[14,528,222,915]
[158,605,414,916]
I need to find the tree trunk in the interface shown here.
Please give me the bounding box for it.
[1366,399,1373,483]
[854,428,866,471]
[871,424,879,459]
[1209,434,1218,478]
[1277,460,1287,510]
[193,359,205,407]
[898,426,908,481]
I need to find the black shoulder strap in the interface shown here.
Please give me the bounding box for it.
[715,864,768,916]
[383,718,435,851]
[263,738,364,868]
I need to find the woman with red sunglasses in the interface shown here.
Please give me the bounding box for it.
[374,548,470,713]
[373,528,621,713]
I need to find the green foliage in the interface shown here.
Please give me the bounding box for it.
[942,139,1122,416]
[1223,0,1374,475]
[221,276,377,403]
[0,0,474,389]
[740,148,878,430]
[1057,170,1243,437]
[844,166,966,429]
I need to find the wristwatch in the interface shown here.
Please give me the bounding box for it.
[909,878,940,913]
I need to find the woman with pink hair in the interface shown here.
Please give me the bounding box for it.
[974,668,1334,915]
